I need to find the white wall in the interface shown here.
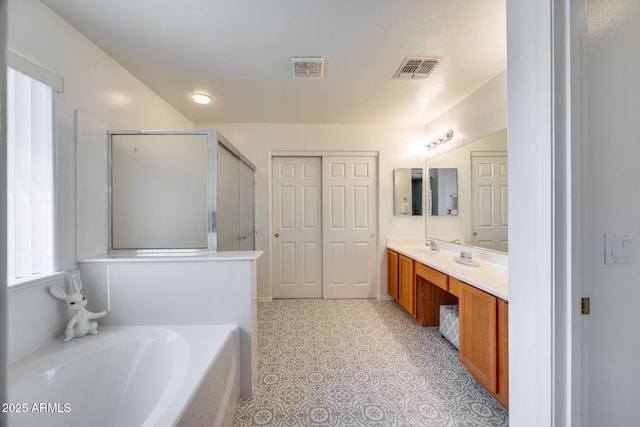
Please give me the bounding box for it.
[7,0,192,360]
[424,70,507,156]
[583,1,640,424]
[194,123,426,300]
[9,0,192,272]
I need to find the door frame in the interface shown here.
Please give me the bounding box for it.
[507,0,583,426]
[269,151,379,299]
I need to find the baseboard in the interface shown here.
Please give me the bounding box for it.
[257,297,273,303]
[377,294,394,301]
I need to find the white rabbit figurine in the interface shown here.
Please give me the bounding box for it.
[49,274,107,342]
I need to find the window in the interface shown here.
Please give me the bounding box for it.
[7,67,55,284]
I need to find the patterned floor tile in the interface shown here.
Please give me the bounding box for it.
[234,299,509,427]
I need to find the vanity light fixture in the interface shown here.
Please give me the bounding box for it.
[425,129,454,150]
[190,93,213,105]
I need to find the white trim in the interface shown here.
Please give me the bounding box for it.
[74,110,79,265]
[469,151,508,158]
[7,49,64,93]
[507,0,555,425]
[377,294,393,301]
[567,1,586,426]
[8,271,66,292]
[1,0,8,417]
[257,297,273,303]
[271,150,378,157]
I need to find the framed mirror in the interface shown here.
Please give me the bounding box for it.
[425,129,508,253]
[393,168,423,216]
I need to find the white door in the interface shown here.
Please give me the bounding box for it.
[322,156,378,299]
[271,157,322,298]
[470,152,508,252]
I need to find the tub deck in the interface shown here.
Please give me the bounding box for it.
[8,325,239,427]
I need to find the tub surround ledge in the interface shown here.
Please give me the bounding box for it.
[79,251,263,263]
[78,251,262,397]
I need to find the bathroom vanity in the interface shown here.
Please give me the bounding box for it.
[387,238,509,409]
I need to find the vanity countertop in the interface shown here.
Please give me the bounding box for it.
[387,238,508,300]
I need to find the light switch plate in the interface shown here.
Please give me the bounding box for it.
[604,233,633,264]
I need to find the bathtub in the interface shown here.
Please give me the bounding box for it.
[8,325,239,427]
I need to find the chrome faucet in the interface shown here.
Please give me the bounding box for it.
[426,239,440,252]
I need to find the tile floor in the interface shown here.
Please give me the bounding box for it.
[234,299,509,427]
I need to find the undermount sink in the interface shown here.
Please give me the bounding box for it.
[409,248,438,257]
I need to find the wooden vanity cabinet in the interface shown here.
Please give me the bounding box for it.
[459,281,509,409]
[387,249,509,409]
[387,249,399,301]
[387,250,417,319]
[415,263,458,327]
[497,299,509,409]
[398,254,415,317]
[459,283,498,392]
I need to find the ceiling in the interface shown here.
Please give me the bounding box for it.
[39,0,506,125]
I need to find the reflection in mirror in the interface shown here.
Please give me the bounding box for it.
[429,168,458,216]
[425,129,508,253]
[393,168,423,216]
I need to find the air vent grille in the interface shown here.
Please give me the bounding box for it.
[292,57,325,78]
[394,57,439,79]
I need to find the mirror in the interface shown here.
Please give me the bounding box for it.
[393,168,423,216]
[429,168,458,216]
[425,129,508,253]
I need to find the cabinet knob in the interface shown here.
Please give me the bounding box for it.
[274,233,280,238]
[472,231,478,237]
[370,232,376,238]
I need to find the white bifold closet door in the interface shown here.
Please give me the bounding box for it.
[271,155,378,299]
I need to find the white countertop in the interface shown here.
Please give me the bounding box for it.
[78,250,263,263]
[387,239,508,300]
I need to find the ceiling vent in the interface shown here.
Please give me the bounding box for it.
[394,57,440,80]
[292,57,325,78]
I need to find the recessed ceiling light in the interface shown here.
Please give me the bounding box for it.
[191,93,213,105]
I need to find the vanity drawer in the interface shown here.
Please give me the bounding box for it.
[448,277,463,297]
[415,262,448,291]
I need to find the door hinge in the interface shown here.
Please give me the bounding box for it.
[581,297,590,315]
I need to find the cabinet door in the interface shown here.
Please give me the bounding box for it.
[387,250,399,301]
[398,254,415,317]
[459,282,498,393]
[497,298,509,409]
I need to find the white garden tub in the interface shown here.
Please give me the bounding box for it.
[8,325,239,427]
